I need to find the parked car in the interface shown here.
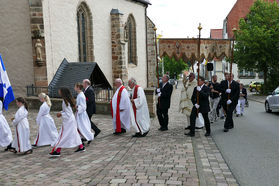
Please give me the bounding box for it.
[265,87,279,113]
[249,81,262,92]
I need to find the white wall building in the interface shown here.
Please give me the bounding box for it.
[0,0,156,97]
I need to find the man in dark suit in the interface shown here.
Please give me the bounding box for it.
[83,79,101,138]
[156,74,173,131]
[218,74,240,132]
[185,76,211,137]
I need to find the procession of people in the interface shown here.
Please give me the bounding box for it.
[0,72,247,157]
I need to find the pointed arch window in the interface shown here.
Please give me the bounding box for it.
[77,3,94,62]
[127,15,137,65]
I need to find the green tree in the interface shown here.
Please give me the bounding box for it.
[161,56,188,79]
[234,0,279,93]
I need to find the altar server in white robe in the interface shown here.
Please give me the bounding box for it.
[74,83,94,144]
[128,78,150,137]
[0,100,13,149]
[33,93,58,147]
[11,97,32,155]
[111,79,131,135]
[49,88,84,157]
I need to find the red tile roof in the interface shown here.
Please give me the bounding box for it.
[210,29,223,39]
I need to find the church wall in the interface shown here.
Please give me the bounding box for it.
[43,0,147,88]
[0,0,34,97]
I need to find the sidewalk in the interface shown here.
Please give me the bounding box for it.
[248,94,266,104]
[0,87,238,186]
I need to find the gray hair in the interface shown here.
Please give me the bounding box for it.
[129,78,137,85]
[83,79,91,85]
[115,78,123,85]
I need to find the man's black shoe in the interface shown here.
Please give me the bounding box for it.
[185,126,190,130]
[87,140,92,145]
[205,132,211,137]
[121,128,126,133]
[113,132,122,135]
[158,128,163,131]
[236,114,239,117]
[94,130,101,137]
[132,133,141,137]
[160,128,168,131]
[224,129,229,132]
[185,132,195,137]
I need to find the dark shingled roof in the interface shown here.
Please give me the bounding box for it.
[133,0,151,5]
[48,59,111,98]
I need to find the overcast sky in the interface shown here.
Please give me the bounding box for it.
[147,0,237,38]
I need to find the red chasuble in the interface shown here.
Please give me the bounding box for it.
[132,85,142,133]
[111,86,126,133]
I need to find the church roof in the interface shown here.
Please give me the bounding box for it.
[133,0,151,5]
[48,59,111,98]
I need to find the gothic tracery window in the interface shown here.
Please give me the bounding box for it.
[77,3,94,62]
[127,14,137,65]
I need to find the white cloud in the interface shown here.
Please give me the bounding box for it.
[147,0,237,38]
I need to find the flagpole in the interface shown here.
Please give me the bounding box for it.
[154,27,160,87]
[197,23,202,115]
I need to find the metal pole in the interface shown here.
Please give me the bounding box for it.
[197,23,202,115]
[154,27,160,87]
[228,28,237,105]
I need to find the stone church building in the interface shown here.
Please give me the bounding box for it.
[0,0,157,97]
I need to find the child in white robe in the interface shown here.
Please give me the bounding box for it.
[74,83,94,145]
[49,88,84,157]
[33,93,58,147]
[0,100,13,150]
[11,97,32,154]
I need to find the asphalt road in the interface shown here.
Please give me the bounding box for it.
[211,100,279,186]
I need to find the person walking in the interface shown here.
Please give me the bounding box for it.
[218,74,240,132]
[185,77,211,137]
[111,79,131,135]
[179,73,197,130]
[83,79,101,137]
[156,74,173,131]
[33,93,58,148]
[11,97,32,155]
[209,75,220,123]
[49,88,84,157]
[75,83,94,145]
[236,83,247,117]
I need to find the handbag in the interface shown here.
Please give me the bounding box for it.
[196,113,205,128]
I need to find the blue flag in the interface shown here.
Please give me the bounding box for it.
[0,54,15,110]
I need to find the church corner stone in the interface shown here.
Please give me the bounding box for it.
[110,9,128,85]
[29,0,48,87]
[146,17,157,88]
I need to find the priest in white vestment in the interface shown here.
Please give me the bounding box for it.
[128,78,150,137]
[111,79,131,135]
[179,73,200,129]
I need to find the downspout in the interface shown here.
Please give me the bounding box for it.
[145,6,149,88]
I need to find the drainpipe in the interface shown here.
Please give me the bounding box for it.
[145,6,149,88]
